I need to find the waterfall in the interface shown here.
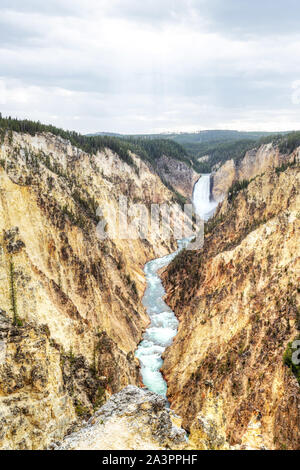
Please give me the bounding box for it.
[193,174,218,221]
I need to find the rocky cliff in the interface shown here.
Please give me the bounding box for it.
[212,143,290,202]
[55,386,187,450]
[0,130,186,449]
[161,151,300,450]
[155,154,199,201]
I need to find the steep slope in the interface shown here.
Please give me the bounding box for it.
[212,142,291,201]
[161,152,300,450]
[55,386,187,450]
[0,129,186,449]
[155,154,199,201]
[89,130,282,175]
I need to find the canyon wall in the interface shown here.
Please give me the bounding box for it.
[155,154,199,201]
[0,131,185,449]
[162,152,300,449]
[212,143,291,202]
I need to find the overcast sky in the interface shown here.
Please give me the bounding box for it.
[1,0,300,134]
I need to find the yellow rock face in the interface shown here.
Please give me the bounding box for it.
[212,143,292,201]
[212,159,236,202]
[155,154,200,200]
[0,319,76,450]
[162,158,300,450]
[0,131,185,449]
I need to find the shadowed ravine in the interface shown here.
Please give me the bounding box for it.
[135,174,217,396]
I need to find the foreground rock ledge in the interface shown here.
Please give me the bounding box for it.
[54,386,187,450]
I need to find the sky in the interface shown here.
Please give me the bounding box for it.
[1,0,300,134]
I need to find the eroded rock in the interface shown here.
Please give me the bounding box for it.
[55,386,187,450]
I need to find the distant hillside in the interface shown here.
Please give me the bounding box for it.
[130,130,279,143]
[88,129,279,143]
[88,129,289,172]
[85,132,123,137]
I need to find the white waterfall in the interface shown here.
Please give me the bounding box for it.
[193,174,218,221]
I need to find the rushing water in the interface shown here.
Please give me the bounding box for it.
[135,174,217,396]
[193,173,218,221]
[135,238,190,396]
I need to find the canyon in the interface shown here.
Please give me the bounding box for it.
[161,145,300,450]
[0,129,189,449]
[0,124,299,450]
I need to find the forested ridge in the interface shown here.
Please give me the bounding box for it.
[0,114,190,170]
[90,128,292,173]
[0,114,192,207]
[1,114,298,175]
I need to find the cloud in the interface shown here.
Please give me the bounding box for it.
[291,80,300,105]
[193,0,300,37]
[0,0,299,133]
[0,1,78,16]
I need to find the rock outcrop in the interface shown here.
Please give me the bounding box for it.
[161,153,300,450]
[0,312,77,450]
[155,154,199,201]
[55,386,187,450]
[212,143,292,201]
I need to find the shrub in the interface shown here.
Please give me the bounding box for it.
[283,337,300,385]
[227,179,250,202]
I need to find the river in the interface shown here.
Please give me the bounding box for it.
[135,174,217,396]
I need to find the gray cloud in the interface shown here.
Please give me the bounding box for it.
[195,0,300,37]
[0,0,77,16]
[0,0,299,133]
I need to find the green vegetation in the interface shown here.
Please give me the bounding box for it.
[187,139,260,173]
[278,131,300,154]
[165,129,279,145]
[0,114,190,170]
[9,259,22,326]
[94,129,284,173]
[275,156,298,175]
[125,273,138,298]
[283,337,300,385]
[204,213,225,234]
[227,179,250,202]
[188,132,289,173]
[2,114,298,209]
[124,137,192,167]
[93,386,106,411]
[102,129,278,146]
[66,348,77,365]
[75,400,90,418]
[62,204,87,230]
[120,130,296,173]
[72,190,99,223]
[0,114,137,169]
[227,156,298,203]
[296,308,300,331]
[0,114,191,207]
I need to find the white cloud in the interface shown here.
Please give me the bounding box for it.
[291,80,300,105]
[0,1,299,133]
